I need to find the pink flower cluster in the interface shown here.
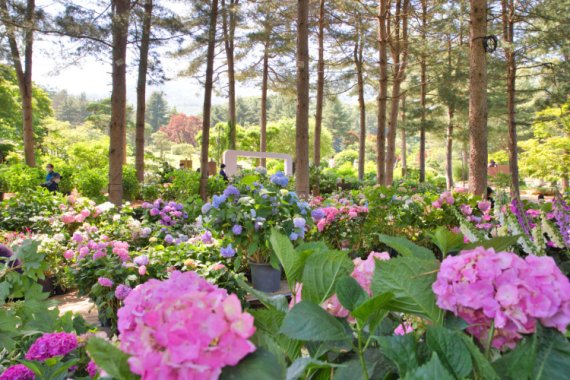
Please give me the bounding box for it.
[433,247,570,350]
[432,192,454,209]
[117,271,256,379]
[394,322,414,335]
[292,251,390,319]
[66,239,130,262]
[25,332,78,361]
[0,364,34,380]
[312,205,369,233]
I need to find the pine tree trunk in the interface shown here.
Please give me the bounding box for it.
[135,0,152,183]
[314,0,325,168]
[260,44,269,168]
[401,95,407,177]
[446,107,454,190]
[296,0,310,197]
[0,0,36,167]
[355,27,366,182]
[468,0,488,196]
[222,0,237,150]
[502,0,520,200]
[200,0,219,200]
[385,0,409,186]
[419,0,427,182]
[109,0,130,206]
[376,0,388,185]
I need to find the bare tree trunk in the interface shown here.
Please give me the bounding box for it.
[385,0,409,185]
[0,0,36,167]
[376,0,388,185]
[446,107,454,189]
[199,0,219,200]
[462,141,468,182]
[314,0,325,185]
[296,0,310,197]
[502,0,520,200]
[260,43,269,168]
[401,95,407,177]
[419,0,427,182]
[135,0,152,183]
[222,0,238,150]
[108,0,130,206]
[468,0,488,196]
[354,24,366,181]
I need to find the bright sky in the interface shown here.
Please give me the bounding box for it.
[32,0,261,115]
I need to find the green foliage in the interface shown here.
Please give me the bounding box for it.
[0,164,43,193]
[74,168,107,201]
[0,188,65,232]
[122,165,140,201]
[86,338,138,380]
[280,302,350,341]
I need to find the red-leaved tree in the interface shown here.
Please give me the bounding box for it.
[159,113,202,145]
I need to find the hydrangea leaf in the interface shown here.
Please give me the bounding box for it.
[376,234,434,260]
[372,256,443,324]
[460,335,500,380]
[301,249,353,305]
[426,326,472,379]
[377,334,419,375]
[220,348,285,380]
[86,337,138,380]
[335,275,367,311]
[404,353,454,380]
[280,301,350,341]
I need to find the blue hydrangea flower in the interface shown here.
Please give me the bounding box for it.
[293,217,306,229]
[250,209,257,218]
[289,232,299,241]
[164,234,174,244]
[201,203,213,214]
[223,185,240,198]
[232,224,243,235]
[212,194,227,209]
[311,208,326,221]
[220,244,236,258]
[270,171,289,187]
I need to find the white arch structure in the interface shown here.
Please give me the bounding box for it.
[222,150,293,177]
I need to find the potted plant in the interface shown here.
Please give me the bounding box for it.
[202,172,312,292]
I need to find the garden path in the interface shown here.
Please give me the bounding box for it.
[52,291,99,326]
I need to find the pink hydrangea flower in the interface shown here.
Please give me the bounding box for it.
[61,213,75,224]
[117,271,256,379]
[63,250,75,260]
[0,364,35,380]
[25,332,78,361]
[478,200,492,213]
[98,277,114,287]
[115,284,132,300]
[460,204,473,216]
[433,247,570,350]
[86,361,98,378]
[394,322,414,335]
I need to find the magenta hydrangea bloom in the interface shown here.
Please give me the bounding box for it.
[25,332,78,361]
[86,361,98,378]
[394,322,414,336]
[0,364,35,380]
[115,284,132,300]
[98,277,114,288]
[433,247,570,350]
[117,271,256,379]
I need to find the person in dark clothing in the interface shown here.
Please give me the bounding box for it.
[487,186,495,208]
[41,173,61,192]
[45,163,55,182]
[219,163,228,182]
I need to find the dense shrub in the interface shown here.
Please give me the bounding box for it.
[0,163,43,193]
[74,168,107,201]
[122,165,140,201]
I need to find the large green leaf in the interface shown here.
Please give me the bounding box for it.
[493,325,570,380]
[460,335,500,380]
[286,358,341,380]
[405,353,454,380]
[335,275,367,312]
[376,234,434,260]
[251,308,302,362]
[426,326,472,379]
[334,350,394,380]
[301,249,353,304]
[352,292,394,332]
[372,256,443,324]
[270,229,310,289]
[86,337,138,380]
[377,334,418,375]
[430,227,465,257]
[280,301,350,342]
[221,348,285,380]
[236,277,289,312]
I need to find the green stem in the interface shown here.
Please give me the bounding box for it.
[356,323,370,380]
[485,321,495,360]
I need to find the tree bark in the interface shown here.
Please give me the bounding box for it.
[502,0,520,200]
[222,0,237,150]
[376,0,388,185]
[260,42,269,168]
[385,0,409,185]
[296,0,310,197]
[401,95,407,177]
[109,0,130,206]
[419,0,427,182]
[0,0,36,167]
[446,107,454,190]
[135,0,153,183]
[354,23,366,181]
[200,0,219,200]
[314,0,325,179]
[468,0,488,196]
